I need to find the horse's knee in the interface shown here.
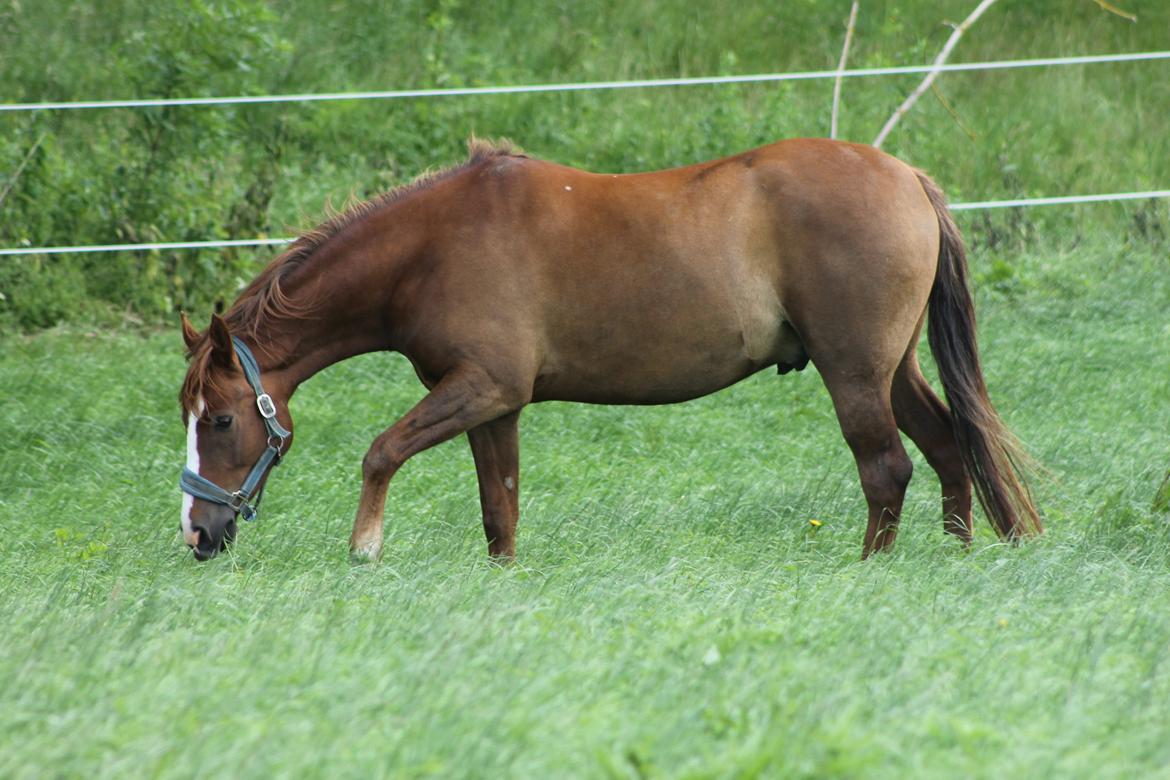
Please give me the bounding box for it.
[362,443,403,482]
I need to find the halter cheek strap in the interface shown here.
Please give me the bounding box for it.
[179,337,290,521]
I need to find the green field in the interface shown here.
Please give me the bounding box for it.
[3,0,1170,777]
[2,234,1169,777]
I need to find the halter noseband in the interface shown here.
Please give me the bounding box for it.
[179,337,290,521]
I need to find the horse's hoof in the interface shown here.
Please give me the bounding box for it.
[349,543,382,565]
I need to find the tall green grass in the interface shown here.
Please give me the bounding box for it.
[1,232,1168,777]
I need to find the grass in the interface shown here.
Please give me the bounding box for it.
[1,229,1169,778]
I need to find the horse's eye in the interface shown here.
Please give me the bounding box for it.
[213,415,233,431]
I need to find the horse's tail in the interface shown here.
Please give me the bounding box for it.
[916,170,1043,539]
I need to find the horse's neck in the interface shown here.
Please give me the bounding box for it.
[265,325,383,395]
[258,218,419,395]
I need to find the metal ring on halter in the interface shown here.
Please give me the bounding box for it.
[229,491,250,512]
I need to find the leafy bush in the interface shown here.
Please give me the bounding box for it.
[0,0,291,329]
[0,0,1166,331]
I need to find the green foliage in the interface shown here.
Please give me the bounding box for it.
[0,253,90,329]
[0,0,1167,331]
[0,0,292,329]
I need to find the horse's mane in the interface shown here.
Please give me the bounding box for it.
[180,137,524,414]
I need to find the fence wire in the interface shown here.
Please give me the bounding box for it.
[2,49,1167,256]
[3,51,1168,113]
[2,190,1168,257]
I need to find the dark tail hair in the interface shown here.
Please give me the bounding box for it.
[916,171,1042,538]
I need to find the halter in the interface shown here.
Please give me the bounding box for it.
[179,337,290,521]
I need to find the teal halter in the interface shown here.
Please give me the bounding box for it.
[179,337,290,521]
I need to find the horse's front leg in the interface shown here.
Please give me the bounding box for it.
[349,367,525,562]
[467,410,522,560]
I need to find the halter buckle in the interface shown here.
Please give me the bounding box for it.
[256,393,277,419]
[228,490,251,513]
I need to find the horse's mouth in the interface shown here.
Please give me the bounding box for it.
[189,519,238,561]
[192,544,222,561]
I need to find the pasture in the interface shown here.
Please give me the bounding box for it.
[2,233,1169,777]
[3,0,1170,776]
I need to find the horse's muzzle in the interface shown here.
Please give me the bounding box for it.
[186,513,238,560]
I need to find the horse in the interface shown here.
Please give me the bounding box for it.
[177,137,1041,562]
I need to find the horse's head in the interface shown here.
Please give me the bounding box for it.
[178,313,294,560]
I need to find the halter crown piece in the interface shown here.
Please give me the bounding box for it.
[179,337,290,521]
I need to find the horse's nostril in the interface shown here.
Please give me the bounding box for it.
[185,527,203,549]
[191,526,207,544]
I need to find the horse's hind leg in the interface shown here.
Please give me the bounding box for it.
[467,410,522,560]
[891,354,974,543]
[819,366,915,557]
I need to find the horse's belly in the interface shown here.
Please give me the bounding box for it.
[533,358,759,405]
[533,299,796,405]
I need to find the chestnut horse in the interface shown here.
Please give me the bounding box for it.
[178,138,1040,562]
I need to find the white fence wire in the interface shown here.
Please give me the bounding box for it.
[948,190,1170,211]
[3,51,1168,112]
[2,50,1167,257]
[2,190,1168,256]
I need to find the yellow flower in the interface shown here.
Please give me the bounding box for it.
[809,519,823,527]
[997,618,1008,628]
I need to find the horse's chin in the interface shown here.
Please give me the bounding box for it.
[192,546,220,561]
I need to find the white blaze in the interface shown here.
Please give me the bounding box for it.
[181,397,205,539]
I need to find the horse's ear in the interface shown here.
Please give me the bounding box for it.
[180,312,201,351]
[207,313,236,370]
